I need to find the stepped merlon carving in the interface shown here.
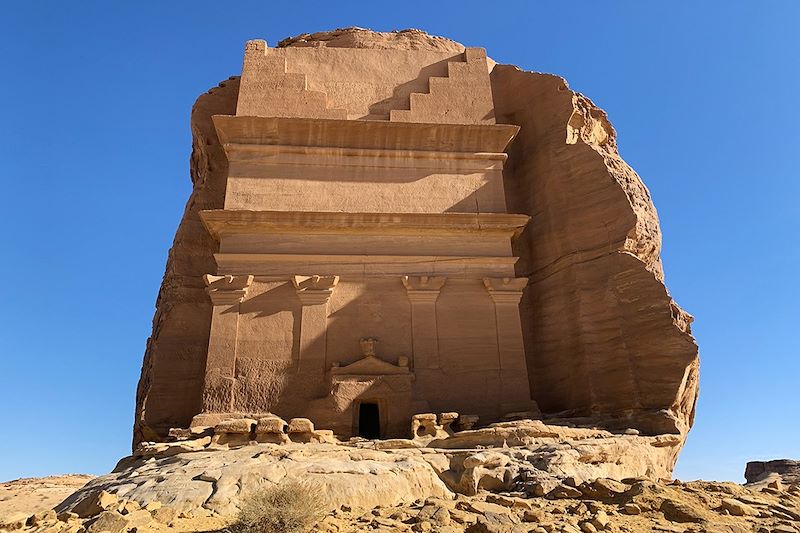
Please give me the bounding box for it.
[236,39,347,119]
[390,47,495,125]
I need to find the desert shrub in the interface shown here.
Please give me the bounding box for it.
[231,480,325,533]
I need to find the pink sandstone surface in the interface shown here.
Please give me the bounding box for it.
[133,28,698,452]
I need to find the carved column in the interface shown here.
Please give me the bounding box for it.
[203,274,253,413]
[402,276,446,369]
[483,277,532,409]
[293,275,339,374]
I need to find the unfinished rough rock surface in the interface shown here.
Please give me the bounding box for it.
[55,420,685,522]
[133,26,698,470]
[8,458,800,532]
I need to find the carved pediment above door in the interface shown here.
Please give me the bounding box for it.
[330,337,412,378]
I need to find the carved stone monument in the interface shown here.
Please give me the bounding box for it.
[134,29,698,446]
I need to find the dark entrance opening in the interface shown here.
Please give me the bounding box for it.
[358,402,381,439]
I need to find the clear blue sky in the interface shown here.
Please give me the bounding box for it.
[1,1,797,483]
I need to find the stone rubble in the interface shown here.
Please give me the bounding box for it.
[0,419,781,532]
[4,472,798,532]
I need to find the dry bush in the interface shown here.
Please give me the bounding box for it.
[231,480,325,533]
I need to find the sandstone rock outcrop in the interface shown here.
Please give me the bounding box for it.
[57,420,686,522]
[746,459,800,487]
[133,27,698,456]
[490,67,699,437]
[8,454,799,532]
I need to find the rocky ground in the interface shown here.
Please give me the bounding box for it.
[1,420,797,533]
[2,473,799,532]
[0,476,95,529]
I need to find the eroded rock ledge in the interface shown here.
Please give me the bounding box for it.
[57,420,684,521]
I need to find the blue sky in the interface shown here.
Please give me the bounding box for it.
[0,1,797,483]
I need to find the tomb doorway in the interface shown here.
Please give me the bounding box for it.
[357,401,381,439]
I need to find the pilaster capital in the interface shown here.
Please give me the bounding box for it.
[293,275,339,306]
[402,276,446,303]
[483,277,527,305]
[204,274,253,305]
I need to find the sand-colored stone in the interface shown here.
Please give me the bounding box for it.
[49,473,800,533]
[746,459,800,487]
[133,27,698,463]
[0,475,94,525]
[6,453,800,533]
[55,420,684,520]
[491,66,700,438]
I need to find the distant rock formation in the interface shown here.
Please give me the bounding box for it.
[746,459,800,486]
[133,27,699,460]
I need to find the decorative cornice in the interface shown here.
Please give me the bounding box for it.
[214,253,518,277]
[212,115,519,155]
[292,275,339,306]
[200,210,530,240]
[204,274,254,305]
[223,144,507,171]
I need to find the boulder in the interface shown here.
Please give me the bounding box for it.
[720,498,759,517]
[464,452,510,469]
[549,485,583,499]
[71,490,119,518]
[459,500,512,516]
[465,512,521,533]
[417,504,450,526]
[85,510,130,533]
[212,418,255,446]
[660,498,705,523]
[56,443,451,517]
[579,478,630,500]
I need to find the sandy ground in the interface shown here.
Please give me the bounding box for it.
[0,474,94,524]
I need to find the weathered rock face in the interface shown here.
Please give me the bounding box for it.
[60,421,685,520]
[39,437,800,533]
[133,77,240,444]
[7,445,800,533]
[133,27,698,450]
[746,460,800,486]
[491,68,699,436]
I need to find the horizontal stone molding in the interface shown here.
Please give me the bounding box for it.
[224,143,509,170]
[212,115,519,154]
[214,253,518,278]
[200,210,530,240]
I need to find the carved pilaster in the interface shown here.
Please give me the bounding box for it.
[483,277,532,410]
[202,274,253,413]
[293,275,339,374]
[402,276,446,369]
